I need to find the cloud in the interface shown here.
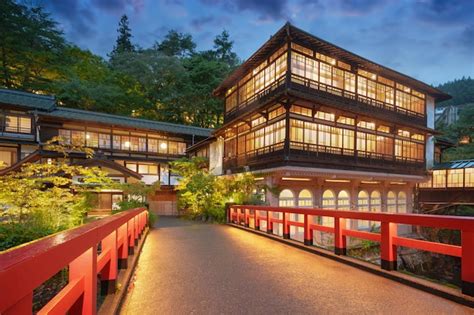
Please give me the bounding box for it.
[92,0,145,14]
[200,0,290,21]
[45,0,96,38]
[413,0,474,26]
[190,16,229,31]
[333,0,389,16]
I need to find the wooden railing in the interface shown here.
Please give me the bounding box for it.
[228,205,474,297]
[0,208,148,315]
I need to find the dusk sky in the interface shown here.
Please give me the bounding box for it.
[42,0,474,86]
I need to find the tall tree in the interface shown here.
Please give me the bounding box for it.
[213,30,239,67]
[109,15,135,61]
[156,30,196,58]
[0,0,65,91]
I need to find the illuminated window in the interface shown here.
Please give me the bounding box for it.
[344,72,356,92]
[447,169,464,187]
[315,111,335,121]
[377,125,390,133]
[290,119,304,142]
[465,168,474,187]
[397,129,410,138]
[71,130,85,146]
[86,132,98,148]
[337,116,355,125]
[358,190,370,229]
[411,133,424,141]
[279,189,295,207]
[304,121,317,144]
[316,52,336,65]
[269,106,285,120]
[387,191,397,213]
[59,129,71,144]
[397,192,407,213]
[5,115,32,134]
[433,170,446,188]
[332,68,344,89]
[291,52,305,77]
[130,136,139,151]
[99,133,110,149]
[148,138,158,153]
[290,105,312,117]
[291,43,313,56]
[321,189,335,226]
[370,191,381,212]
[298,189,313,207]
[0,147,17,168]
[320,62,332,85]
[337,190,350,210]
[357,121,375,130]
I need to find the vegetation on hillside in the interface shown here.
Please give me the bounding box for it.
[0,1,239,128]
[436,77,474,108]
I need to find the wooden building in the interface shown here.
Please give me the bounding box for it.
[0,89,211,214]
[194,23,452,234]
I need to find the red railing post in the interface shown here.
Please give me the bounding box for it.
[254,210,260,231]
[69,246,97,315]
[283,211,290,239]
[244,208,250,227]
[134,216,139,245]
[3,293,32,315]
[267,211,273,234]
[461,230,474,296]
[118,222,128,269]
[128,218,135,255]
[334,217,346,255]
[100,230,118,295]
[304,214,313,246]
[381,222,398,271]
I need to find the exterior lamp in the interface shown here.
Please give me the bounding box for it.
[124,141,130,148]
[160,142,168,150]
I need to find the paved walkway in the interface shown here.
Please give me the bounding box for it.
[120,217,471,314]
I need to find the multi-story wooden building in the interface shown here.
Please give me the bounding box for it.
[0,89,211,213]
[208,23,451,220]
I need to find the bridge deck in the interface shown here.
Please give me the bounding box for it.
[120,217,470,314]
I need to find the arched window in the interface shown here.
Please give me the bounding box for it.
[322,190,336,209]
[370,190,381,212]
[397,191,407,213]
[298,189,313,207]
[387,191,397,213]
[358,190,370,229]
[337,190,350,210]
[321,190,335,226]
[279,189,295,207]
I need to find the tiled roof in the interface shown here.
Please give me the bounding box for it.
[0,89,56,111]
[433,159,474,170]
[44,107,212,137]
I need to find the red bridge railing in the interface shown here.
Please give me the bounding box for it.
[228,205,474,297]
[0,208,148,315]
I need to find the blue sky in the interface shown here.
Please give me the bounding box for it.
[43,0,474,85]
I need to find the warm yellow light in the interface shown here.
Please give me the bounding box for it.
[361,181,380,184]
[124,141,130,147]
[330,59,336,65]
[254,177,264,181]
[282,177,311,181]
[325,179,350,183]
[160,142,168,150]
[86,134,90,139]
[390,181,406,185]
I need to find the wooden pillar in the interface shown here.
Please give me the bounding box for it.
[100,230,118,295]
[381,222,398,271]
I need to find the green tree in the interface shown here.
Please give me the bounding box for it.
[439,104,474,161]
[213,30,239,67]
[0,139,113,250]
[437,77,474,108]
[0,0,65,91]
[155,30,196,58]
[109,14,135,62]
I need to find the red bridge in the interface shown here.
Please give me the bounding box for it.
[1,206,473,314]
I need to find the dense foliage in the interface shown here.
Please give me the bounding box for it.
[437,77,474,108]
[170,157,262,222]
[0,142,113,251]
[0,0,239,128]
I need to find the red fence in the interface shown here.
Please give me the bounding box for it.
[0,208,148,315]
[228,205,474,297]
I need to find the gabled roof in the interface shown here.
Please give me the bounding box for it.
[214,23,451,102]
[0,89,56,111]
[433,159,474,170]
[43,107,212,137]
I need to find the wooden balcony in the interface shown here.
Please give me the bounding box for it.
[223,142,425,175]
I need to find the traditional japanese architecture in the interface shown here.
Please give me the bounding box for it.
[207,23,451,222]
[0,89,211,213]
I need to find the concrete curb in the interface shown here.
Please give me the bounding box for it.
[228,223,474,308]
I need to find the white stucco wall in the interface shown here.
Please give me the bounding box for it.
[425,95,435,169]
[209,137,224,175]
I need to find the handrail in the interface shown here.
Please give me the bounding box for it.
[228,205,474,297]
[0,207,148,315]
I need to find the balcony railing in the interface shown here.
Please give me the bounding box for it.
[0,208,148,314]
[228,205,474,297]
[289,73,426,121]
